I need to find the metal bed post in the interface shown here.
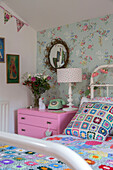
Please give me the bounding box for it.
[90,64,113,98]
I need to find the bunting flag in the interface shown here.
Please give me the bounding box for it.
[16,18,24,32]
[4,10,12,24]
[0,5,28,32]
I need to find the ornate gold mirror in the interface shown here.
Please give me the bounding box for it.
[45,38,69,72]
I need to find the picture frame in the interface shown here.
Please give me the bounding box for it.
[0,37,5,63]
[6,54,20,83]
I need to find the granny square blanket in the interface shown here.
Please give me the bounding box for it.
[0,135,113,169]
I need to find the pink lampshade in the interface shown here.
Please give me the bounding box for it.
[57,68,82,83]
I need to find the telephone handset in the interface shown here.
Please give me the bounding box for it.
[48,99,65,110]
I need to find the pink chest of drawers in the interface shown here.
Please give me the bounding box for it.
[17,108,78,139]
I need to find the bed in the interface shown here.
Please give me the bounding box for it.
[0,64,113,170]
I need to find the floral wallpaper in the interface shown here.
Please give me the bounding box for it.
[37,14,113,106]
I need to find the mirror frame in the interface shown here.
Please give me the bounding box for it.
[44,38,69,72]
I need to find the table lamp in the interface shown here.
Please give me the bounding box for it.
[57,68,82,111]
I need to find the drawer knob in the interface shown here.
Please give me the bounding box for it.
[21,117,25,119]
[47,121,51,124]
[21,129,25,131]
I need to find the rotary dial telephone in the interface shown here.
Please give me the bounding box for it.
[48,99,65,110]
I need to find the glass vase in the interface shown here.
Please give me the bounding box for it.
[33,94,41,108]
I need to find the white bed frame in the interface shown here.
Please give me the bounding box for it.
[1,64,112,170]
[90,64,113,98]
[0,132,92,170]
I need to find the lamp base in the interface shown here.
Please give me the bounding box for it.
[63,107,78,111]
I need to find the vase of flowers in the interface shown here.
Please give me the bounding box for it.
[22,73,51,108]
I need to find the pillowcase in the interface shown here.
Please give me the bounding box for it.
[64,102,113,141]
[91,97,113,103]
[80,97,113,106]
[80,97,113,135]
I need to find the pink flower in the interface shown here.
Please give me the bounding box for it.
[100,18,104,21]
[110,55,113,59]
[87,95,91,99]
[100,69,108,74]
[90,56,92,60]
[6,14,9,19]
[88,45,93,49]
[88,87,90,90]
[57,27,61,30]
[92,72,99,77]
[83,25,88,31]
[47,76,51,80]
[82,74,87,80]
[80,42,85,46]
[24,161,38,166]
[79,90,84,95]
[31,77,36,82]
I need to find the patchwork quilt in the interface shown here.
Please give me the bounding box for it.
[0,135,113,169]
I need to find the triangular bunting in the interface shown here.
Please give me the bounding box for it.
[16,18,24,32]
[4,10,12,24]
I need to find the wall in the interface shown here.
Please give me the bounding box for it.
[0,2,37,133]
[37,14,113,106]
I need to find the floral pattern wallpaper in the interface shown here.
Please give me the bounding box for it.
[37,14,113,106]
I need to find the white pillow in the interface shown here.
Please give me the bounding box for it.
[80,97,90,106]
[80,97,113,106]
[91,97,113,103]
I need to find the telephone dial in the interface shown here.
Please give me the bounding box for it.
[48,99,65,110]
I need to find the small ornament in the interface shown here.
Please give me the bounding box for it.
[45,122,52,137]
[39,98,46,110]
[45,130,52,137]
[30,105,32,109]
